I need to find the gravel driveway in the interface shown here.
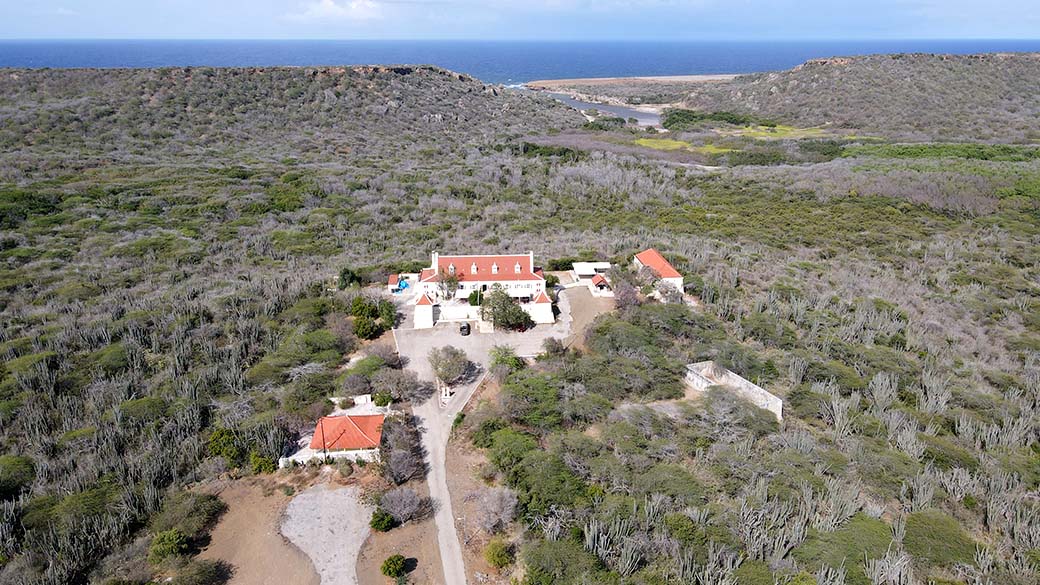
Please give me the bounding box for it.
[281,484,373,585]
[393,288,597,585]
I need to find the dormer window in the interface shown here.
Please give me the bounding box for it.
[448,263,455,275]
[491,263,499,274]
[514,263,521,274]
[471,263,478,275]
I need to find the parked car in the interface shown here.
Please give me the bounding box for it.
[459,323,471,336]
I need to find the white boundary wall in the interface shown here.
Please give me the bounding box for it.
[685,361,783,421]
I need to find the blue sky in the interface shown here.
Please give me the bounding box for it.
[1,0,1038,40]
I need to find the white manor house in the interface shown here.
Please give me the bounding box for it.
[408,252,554,328]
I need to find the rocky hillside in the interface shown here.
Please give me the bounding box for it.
[681,53,1040,141]
[0,65,582,168]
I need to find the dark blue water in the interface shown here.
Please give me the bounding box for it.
[2,39,1039,84]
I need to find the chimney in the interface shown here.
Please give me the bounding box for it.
[528,250,534,271]
[431,252,439,274]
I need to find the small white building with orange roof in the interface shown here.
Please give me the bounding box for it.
[633,248,684,292]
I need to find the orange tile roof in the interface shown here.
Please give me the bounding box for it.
[591,274,608,286]
[534,291,552,304]
[309,415,384,451]
[420,254,544,283]
[416,293,434,306]
[388,274,399,285]
[634,248,682,279]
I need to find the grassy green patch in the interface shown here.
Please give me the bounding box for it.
[905,509,976,567]
[844,143,1040,161]
[634,137,691,151]
[793,514,892,585]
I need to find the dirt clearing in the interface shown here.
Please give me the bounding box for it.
[198,479,319,585]
[282,483,374,585]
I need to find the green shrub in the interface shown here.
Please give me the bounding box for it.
[120,396,168,422]
[488,428,538,470]
[373,392,392,407]
[919,434,978,470]
[793,514,892,585]
[150,491,227,540]
[522,538,609,585]
[904,509,976,567]
[249,451,276,474]
[0,455,35,499]
[485,537,513,568]
[350,296,378,318]
[169,559,232,585]
[735,559,774,585]
[370,508,398,532]
[206,428,242,464]
[471,418,507,448]
[380,554,406,577]
[93,342,128,373]
[344,355,385,378]
[149,529,189,564]
[502,372,561,430]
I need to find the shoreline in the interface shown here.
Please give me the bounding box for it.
[524,73,740,89]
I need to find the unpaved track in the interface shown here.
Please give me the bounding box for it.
[281,484,373,585]
[395,288,603,585]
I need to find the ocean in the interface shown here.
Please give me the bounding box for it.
[1,39,1039,84]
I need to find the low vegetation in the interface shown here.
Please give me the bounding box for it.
[0,59,1037,585]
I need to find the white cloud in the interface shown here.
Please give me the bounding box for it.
[287,0,383,21]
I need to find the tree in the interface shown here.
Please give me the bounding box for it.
[490,345,525,373]
[613,279,640,310]
[380,487,425,523]
[428,345,471,386]
[477,487,518,533]
[353,315,381,340]
[350,295,378,318]
[377,299,397,327]
[338,267,363,289]
[372,368,429,402]
[657,281,683,304]
[438,273,460,300]
[381,554,407,578]
[480,285,534,331]
[325,313,357,353]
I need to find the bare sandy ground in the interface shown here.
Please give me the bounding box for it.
[198,480,319,585]
[281,484,374,585]
[526,73,738,89]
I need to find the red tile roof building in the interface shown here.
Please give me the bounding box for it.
[633,248,682,279]
[309,415,384,452]
[633,248,685,293]
[417,252,546,301]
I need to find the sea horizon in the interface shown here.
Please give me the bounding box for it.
[2,38,1039,84]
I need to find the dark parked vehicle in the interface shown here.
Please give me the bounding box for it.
[459,323,471,336]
